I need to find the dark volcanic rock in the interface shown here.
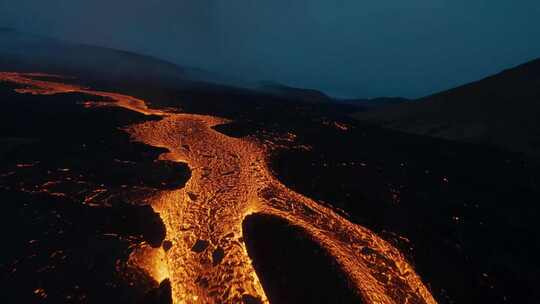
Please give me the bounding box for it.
[212,247,225,266]
[140,279,172,304]
[191,239,210,253]
[242,214,363,304]
[0,82,190,304]
[268,115,540,303]
[242,294,264,304]
[162,240,173,252]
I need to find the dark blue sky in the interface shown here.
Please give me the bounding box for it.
[1,0,540,98]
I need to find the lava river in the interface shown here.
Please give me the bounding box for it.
[0,72,437,304]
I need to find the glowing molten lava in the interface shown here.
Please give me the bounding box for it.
[1,72,437,304]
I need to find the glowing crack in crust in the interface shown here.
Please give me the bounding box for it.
[0,72,437,304]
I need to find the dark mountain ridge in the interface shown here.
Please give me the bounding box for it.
[257,81,333,103]
[338,97,410,108]
[0,29,363,106]
[0,28,231,88]
[355,58,540,157]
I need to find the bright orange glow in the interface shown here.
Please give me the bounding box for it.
[1,72,437,304]
[128,244,170,283]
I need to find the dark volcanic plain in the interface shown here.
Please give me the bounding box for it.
[1,71,539,304]
[141,80,540,304]
[0,82,190,303]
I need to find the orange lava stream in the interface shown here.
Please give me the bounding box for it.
[1,72,437,304]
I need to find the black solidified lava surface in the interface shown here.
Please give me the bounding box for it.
[0,83,186,303]
[2,73,540,304]
[242,214,363,304]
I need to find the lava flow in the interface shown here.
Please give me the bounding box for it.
[1,72,437,304]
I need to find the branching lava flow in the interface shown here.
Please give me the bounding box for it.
[0,72,437,304]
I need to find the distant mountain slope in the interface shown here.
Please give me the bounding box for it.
[337,97,409,108]
[0,28,228,87]
[354,58,540,157]
[257,82,412,106]
[0,29,347,104]
[257,81,332,103]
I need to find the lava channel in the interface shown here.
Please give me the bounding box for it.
[0,72,437,304]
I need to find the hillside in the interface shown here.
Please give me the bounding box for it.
[338,97,409,108]
[355,58,540,156]
[0,29,348,105]
[257,81,332,103]
[0,28,228,87]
